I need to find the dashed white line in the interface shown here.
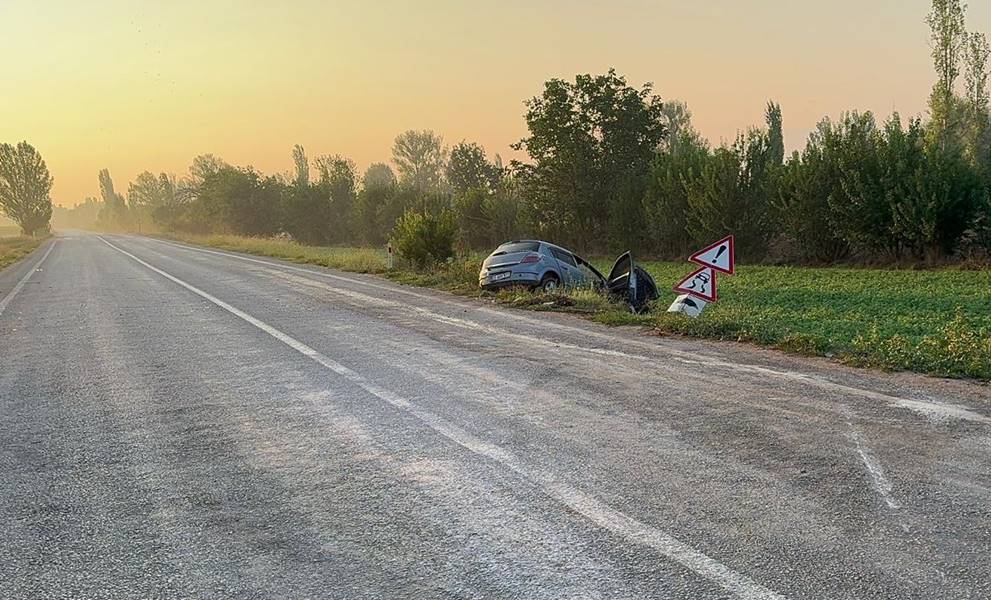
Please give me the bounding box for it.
[99,235,786,600]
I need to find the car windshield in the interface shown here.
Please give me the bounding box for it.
[491,242,539,256]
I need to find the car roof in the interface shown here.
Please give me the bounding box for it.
[501,240,575,254]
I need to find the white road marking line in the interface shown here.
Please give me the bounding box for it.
[844,410,900,510]
[143,237,991,425]
[99,235,786,600]
[0,240,56,319]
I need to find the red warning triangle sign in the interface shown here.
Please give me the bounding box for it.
[689,235,735,275]
[673,266,718,303]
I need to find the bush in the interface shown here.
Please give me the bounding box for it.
[643,131,709,257]
[389,209,457,269]
[773,120,852,263]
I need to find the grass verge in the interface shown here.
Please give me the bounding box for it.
[161,233,991,381]
[0,235,45,272]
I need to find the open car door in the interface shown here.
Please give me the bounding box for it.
[605,252,659,313]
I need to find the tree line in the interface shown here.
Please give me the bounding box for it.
[23,0,991,265]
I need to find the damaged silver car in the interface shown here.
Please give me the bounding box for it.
[479,240,658,313]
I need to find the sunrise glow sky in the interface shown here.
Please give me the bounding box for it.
[2,0,990,206]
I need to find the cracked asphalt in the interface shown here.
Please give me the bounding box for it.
[1,231,989,599]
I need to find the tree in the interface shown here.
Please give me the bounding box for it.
[392,130,447,191]
[659,100,694,153]
[774,117,854,262]
[927,0,969,150]
[643,126,710,256]
[362,163,396,190]
[292,144,309,188]
[514,69,665,251]
[353,163,398,245]
[0,141,53,236]
[314,154,357,242]
[128,171,188,232]
[447,142,501,194]
[97,168,128,229]
[189,154,228,187]
[197,166,282,236]
[686,130,777,259]
[766,101,785,166]
[127,171,165,232]
[963,31,990,163]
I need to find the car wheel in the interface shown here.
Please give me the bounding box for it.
[538,274,560,293]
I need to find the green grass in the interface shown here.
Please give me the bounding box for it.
[164,233,991,381]
[0,235,45,271]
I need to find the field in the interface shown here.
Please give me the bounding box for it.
[163,234,991,381]
[0,234,45,272]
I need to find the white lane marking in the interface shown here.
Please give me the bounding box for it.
[844,410,900,510]
[99,235,786,600]
[141,237,991,425]
[0,240,56,319]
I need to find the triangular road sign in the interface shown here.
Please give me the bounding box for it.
[689,235,735,275]
[673,266,718,303]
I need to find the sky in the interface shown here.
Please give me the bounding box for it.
[2,0,990,206]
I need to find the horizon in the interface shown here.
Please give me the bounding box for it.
[3,0,990,207]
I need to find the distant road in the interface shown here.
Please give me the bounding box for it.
[1,231,989,599]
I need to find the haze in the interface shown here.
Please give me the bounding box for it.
[3,0,990,206]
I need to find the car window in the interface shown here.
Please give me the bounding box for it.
[492,241,539,256]
[550,248,577,267]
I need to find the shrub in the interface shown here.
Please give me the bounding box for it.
[773,120,852,263]
[389,209,457,269]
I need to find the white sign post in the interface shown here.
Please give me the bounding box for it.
[667,235,735,318]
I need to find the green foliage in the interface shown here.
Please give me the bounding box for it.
[389,209,457,269]
[282,181,332,245]
[686,129,777,260]
[198,166,282,237]
[97,168,128,230]
[775,136,851,263]
[927,0,969,150]
[820,113,982,260]
[513,69,665,252]
[850,312,991,379]
[96,58,990,265]
[314,154,357,242]
[0,141,53,236]
[451,177,526,250]
[392,130,447,192]
[447,142,501,194]
[644,129,709,256]
[291,144,309,188]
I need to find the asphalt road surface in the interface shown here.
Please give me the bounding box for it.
[2,232,989,599]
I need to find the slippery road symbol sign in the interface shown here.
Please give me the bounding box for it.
[689,235,735,275]
[673,266,718,303]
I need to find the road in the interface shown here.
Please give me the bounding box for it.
[1,231,989,599]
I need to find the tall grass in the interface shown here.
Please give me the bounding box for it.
[0,235,45,271]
